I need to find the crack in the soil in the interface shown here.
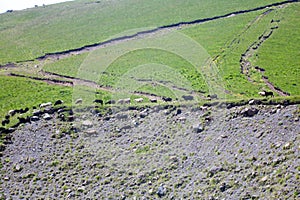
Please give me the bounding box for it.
[1,0,298,65]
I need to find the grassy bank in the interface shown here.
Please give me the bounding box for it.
[0,0,285,64]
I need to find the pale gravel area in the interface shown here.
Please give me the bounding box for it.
[1,104,299,199]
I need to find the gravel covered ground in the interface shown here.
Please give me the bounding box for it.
[1,103,299,199]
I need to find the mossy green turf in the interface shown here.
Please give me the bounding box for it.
[0,76,72,119]
[43,3,299,98]
[0,0,299,121]
[252,4,300,95]
[0,0,284,64]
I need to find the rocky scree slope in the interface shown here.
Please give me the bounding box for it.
[0,103,299,199]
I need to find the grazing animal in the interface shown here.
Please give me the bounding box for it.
[8,110,16,116]
[105,100,116,105]
[124,98,131,104]
[117,98,130,104]
[19,107,29,114]
[93,99,103,105]
[264,91,274,97]
[208,94,218,99]
[54,100,64,106]
[162,97,172,102]
[259,90,274,97]
[40,102,52,108]
[182,95,194,101]
[150,98,157,103]
[1,119,10,126]
[117,98,131,104]
[134,98,144,103]
[117,99,124,104]
[17,116,30,124]
[75,99,83,104]
[258,91,266,96]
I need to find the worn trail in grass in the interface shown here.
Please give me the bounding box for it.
[3,0,296,65]
[1,0,292,65]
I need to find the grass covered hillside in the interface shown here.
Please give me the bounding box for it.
[0,0,299,122]
[0,0,288,64]
[0,1,299,199]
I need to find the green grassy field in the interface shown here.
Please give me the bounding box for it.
[0,76,72,118]
[0,0,299,125]
[252,3,300,95]
[0,0,285,65]
[43,3,300,98]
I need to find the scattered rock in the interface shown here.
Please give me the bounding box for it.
[82,120,93,128]
[220,134,228,139]
[116,114,128,120]
[220,183,227,192]
[120,125,131,131]
[44,107,54,114]
[77,186,85,192]
[32,110,42,116]
[85,129,97,136]
[157,184,166,197]
[255,131,264,138]
[0,144,6,151]
[260,175,268,183]
[164,110,171,115]
[139,109,148,118]
[208,166,223,177]
[117,98,130,104]
[149,189,154,195]
[31,116,40,122]
[169,156,178,163]
[178,116,187,121]
[43,113,52,120]
[241,107,259,117]
[13,164,22,172]
[40,102,52,108]
[176,109,182,115]
[283,142,291,150]
[68,116,75,122]
[192,124,204,133]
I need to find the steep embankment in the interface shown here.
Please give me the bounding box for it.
[1,103,299,199]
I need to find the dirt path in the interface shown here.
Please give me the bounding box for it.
[0,0,296,65]
[8,71,164,101]
[2,0,297,98]
[239,11,290,96]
